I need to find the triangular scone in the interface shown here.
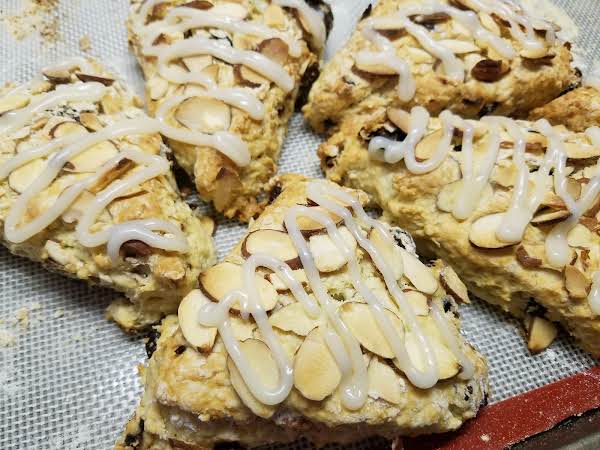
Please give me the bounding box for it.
[319,103,600,357]
[127,0,327,220]
[116,176,488,449]
[0,57,215,330]
[303,0,580,133]
[529,85,600,132]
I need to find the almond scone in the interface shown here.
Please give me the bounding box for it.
[529,85,600,132]
[319,104,600,357]
[127,0,328,220]
[303,0,580,134]
[116,175,488,449]
[0,57,216,331]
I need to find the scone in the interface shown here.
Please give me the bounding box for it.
[303,0,580,134]
[116,175,488,449]
[319,104,600,357]
[0,57,215,330]
[529,85,600,132]
[128,0,327,220]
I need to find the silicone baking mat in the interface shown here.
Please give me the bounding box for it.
[0,1,598,449]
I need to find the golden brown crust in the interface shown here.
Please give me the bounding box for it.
[0,59,216,330]
[303,0,580,134]
[116,177,488,449]
[529,86,600,132]
[127,0,321,221]
[318,109,600,357]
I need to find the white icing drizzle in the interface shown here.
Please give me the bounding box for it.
[356,0,553,102]
[198,181,474,411]
[0,75,194,263]
[372,108,600,312]
[134,0,324,167]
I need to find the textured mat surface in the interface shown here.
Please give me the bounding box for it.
[0,0,598,448]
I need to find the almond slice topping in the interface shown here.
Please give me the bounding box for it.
[403,290,430,316]
[469,213,518,248]
[438,39,480,54]
[399,249,438,294]
[564,265,591,299]
[241,230,301,269]
[525,316,558,354]
[227,339,278,418]
[8,159,46,193]
[267,269,308,292]
[369,227,403,280]
[293,328,342,401]
[531,208,571,225]
[257,38,289,65]
[308,226,356,273]
[175,97,231,133]
[199,262,279,312]
[268,302,319,336]
[386,107,411,134]
[367,357,406,405]
[396,316,459,380]
[182,55,213,72]
[415,129,443,161]
[439,265,470,303]
[178,290,218,352]
[64,141,120,173]
[292,206,343,237]
[339,302,404,359]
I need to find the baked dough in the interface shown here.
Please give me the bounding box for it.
[529,86,600,132]
[319,105,600,357]
[128,0,325,220]
[0,58,215,330]
[116,175,488,449]
[304,0,580,134]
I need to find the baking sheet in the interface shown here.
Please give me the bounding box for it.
[0,0,598,448]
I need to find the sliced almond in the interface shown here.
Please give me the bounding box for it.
[201,63,220,83]
[178,290,217,352]
[292,206,342,237]
[438,39,480,54]
[182,55,213,73]
[175,96,231,133]
[491,163,519,188]
[479,11,500,35]
[79,112,103,131]
[353,60,397,76]
[8,158,46,193]
[397,316,459,380]
[564,265,591,299]
[407,47,435,63]
[264,4,286,30]
[293,328,342,401]
[268,302,318,336]
[308,227,356,273]
[516,246,542,268]
[227,339,278,418]
[386,108,411,134]
[0,94,30,115]
[471,59,509,82]
[89,158,134,194]
[241,229,301,269]
[267,269,308,292]
[367,357,405,405]
[148,75,168,100]
[531,208,571,225]
[64,141,119,173]
[230,316,256,341]
[50,121,88,139]
[436,179,493,215]
[369,227,403,280]
[564,142,600,162]
[520,45,550,59]
[339,302,404,359]
[399,249,438,294]
[182,1,213,10]
[234,64,268,88]
[75,73,114,86]
[403,290,430,316]
[211,2,248,19]
[469,213,518,248]
[567,224,592,248]
[199,262,279,312]
[526,316,558,354]
[439,266,470,303]
[257,38,289,65]
[42,67,71,84]
[415,129,443,161]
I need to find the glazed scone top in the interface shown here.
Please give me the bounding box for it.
[0,57,204,263]
[355,0,560,102]
[179,178,477,414]
[364,105,600,314]
[130,0,325,167]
